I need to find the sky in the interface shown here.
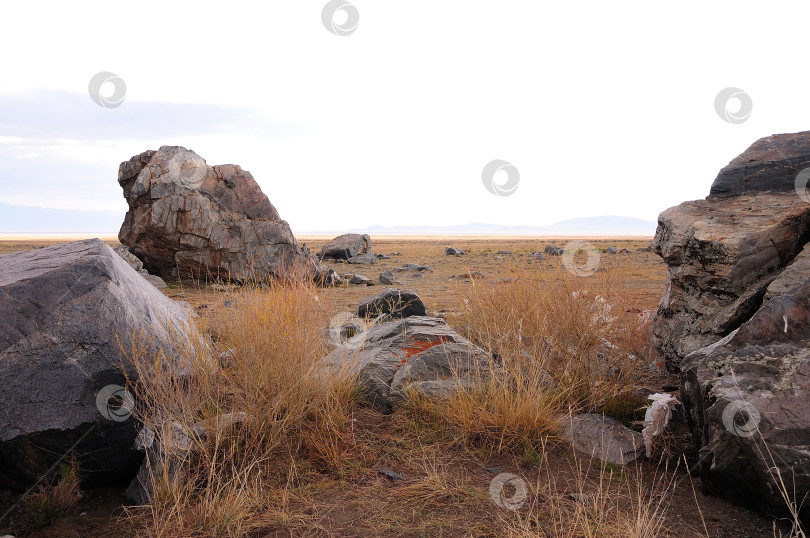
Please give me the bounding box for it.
[1,1,809,232]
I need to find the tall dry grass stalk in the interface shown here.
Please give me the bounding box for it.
[405,264,652,461]
[502,456,676,538]
[453,264,651,411]
[122,280,359,537]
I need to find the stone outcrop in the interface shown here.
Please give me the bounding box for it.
[681,278,810,521]
[651,130,810,522]
[0,239,205,486]
[652,131,810,370]
[118,146,312,282]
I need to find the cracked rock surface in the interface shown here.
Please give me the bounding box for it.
[651,130,810,523]
[118,146,313,282]
[0,239,205,486]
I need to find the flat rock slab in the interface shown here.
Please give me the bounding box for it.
[347,253,375,265]
[562,414,644,465]
[0,239,204,486]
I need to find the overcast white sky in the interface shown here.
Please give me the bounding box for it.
[1,1,808,232]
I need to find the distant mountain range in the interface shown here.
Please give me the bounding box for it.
[0,203,656,236]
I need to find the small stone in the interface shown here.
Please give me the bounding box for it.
[380,270,396,285]
[567,493,590,505]
[349,274,370,285]
[376,467,404,481]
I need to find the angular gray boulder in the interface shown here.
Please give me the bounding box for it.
[318,233,372,261]
[118,146,313,282]
[379,270,396,285]
[0,239,204,486]
[322,316,491,412]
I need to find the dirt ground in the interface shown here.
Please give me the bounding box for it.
[0,236,783,537]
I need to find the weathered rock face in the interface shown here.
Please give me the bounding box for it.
[118,146,313,282]
[318,233,371,261]
[322,316,491,412]
[709,131,810,198]
[0,239,204,487]
[681,278,810,521]
[652,131,810,370]
[652,130,810,522]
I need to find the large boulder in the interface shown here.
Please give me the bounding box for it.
[318,233,371,261]
[651,130,810,522]
[322,316,491,412]
[118,146,313,282]
[0,239,204,487]
[681,278,810,522]
[652,131,810,371]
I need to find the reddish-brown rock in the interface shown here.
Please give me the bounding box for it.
[118,146,313,282]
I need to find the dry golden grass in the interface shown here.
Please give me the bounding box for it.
[120,280,361,537]
[403,264,653,464]
[501,457,677,538]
